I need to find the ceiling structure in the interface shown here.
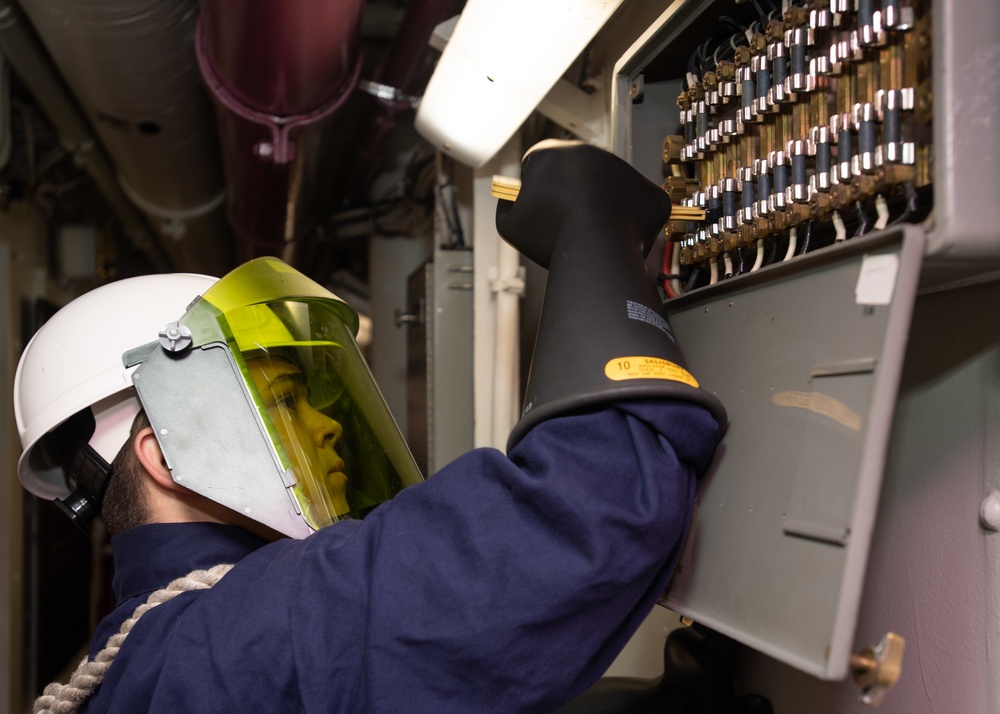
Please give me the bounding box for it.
[0,0,464,291]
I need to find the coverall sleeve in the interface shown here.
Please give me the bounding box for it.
[113,400,716,714]
[349,399,718,712]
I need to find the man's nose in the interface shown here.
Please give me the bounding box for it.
[309,406,343,448]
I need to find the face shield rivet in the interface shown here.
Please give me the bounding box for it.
[158,321,193,352]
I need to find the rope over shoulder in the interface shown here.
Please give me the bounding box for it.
[33,563,234,714]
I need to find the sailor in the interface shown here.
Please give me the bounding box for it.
[14,141,725,713]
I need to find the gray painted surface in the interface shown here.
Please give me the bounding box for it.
[662,227,925,680]
[737,277,1000,712]
[368,234,433,440]
[406,249,475,476]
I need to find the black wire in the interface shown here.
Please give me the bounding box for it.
[733,247,748,275]
[719,16,749,33]
[766,235,781,265]
[685,267,704,292]
[888,182,920,226]
[799,220,815,253]
[853,200,870,237]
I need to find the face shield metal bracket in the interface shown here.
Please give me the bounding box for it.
[131,342,315,539]
[122,340,162,368]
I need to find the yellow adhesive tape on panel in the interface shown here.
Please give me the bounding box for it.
[604,357,699,387]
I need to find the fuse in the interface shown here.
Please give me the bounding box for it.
[753,54,771,116]
[684,108,700,161]
[853,102,878,175]
[810,125,832,193]
[788,140,811,203]
[769,150,789,212]
[832,113,854,183]
[754,159,772,217]
[739,65,756,123]
[721,178,740,232]
[877,89,916,165]
[858,0,886,46]
[767,41,791,104]
[707,186,722,227]
[696,100,710,154]
[785,27,816,93]
[740,167,756,224]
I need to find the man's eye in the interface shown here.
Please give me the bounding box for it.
[274,393,298,410]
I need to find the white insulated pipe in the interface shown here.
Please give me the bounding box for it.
[0,0,170,271]
[490,241,522,449]
[15,0,231,273]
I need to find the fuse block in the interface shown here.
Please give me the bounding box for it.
[663,0,932,287]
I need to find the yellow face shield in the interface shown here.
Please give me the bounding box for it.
[132,257,423,537]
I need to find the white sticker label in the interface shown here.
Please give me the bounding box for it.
[855,253,899,306]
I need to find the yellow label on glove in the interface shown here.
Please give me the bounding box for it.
[604,357,699,387]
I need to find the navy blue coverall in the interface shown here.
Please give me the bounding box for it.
[80,400,719,713]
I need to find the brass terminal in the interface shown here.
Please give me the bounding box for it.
[670,205,707,221]
[490,175,522,201]
[491,175,707,223]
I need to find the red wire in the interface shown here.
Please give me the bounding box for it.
[662,238,676,299]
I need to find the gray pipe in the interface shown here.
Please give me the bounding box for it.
[0,0,171,272]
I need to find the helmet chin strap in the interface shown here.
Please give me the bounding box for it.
[55,444,111,533]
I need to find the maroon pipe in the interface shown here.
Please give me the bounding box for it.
[196,0,365,261]
[199,1,362,115]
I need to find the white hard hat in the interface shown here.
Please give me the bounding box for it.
[14,273,218,501]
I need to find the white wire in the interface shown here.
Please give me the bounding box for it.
[874,194,890,231]
[723,252,734,278]
[709,257,719,285]
[751,238,765,271]
[833,210,847,242]
[784,227,797,261]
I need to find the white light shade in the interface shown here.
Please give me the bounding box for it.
[415,0,624,167]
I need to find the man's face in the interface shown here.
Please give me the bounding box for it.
[246,356,350,525]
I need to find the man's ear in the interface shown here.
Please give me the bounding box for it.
[133,426,185,492]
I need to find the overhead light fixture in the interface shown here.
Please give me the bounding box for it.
[415,0,625,168]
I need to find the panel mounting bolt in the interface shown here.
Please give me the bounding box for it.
[980,490,1000,531]
[851,632,905,707]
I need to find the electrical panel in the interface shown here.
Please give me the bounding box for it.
[608,0,1000,682]
[669,0,931,287]
[613,0,999,291]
